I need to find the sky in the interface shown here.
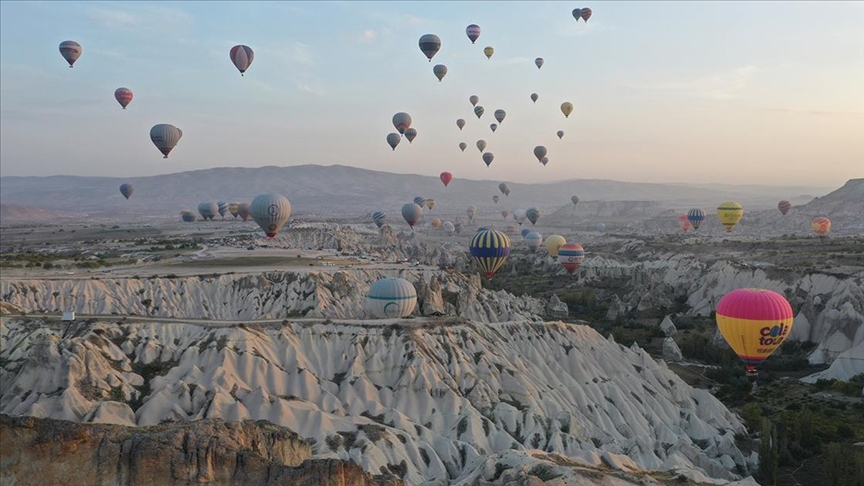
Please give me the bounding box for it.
[1,1,862,187]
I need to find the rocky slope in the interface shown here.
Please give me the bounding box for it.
[0,415,401,486]
[0,318,753,485]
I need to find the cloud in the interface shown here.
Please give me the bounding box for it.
[87,4,193,33]
[368,11,429,27]
[359,30,379,44]
[296,81,325,96]
[626,66,757,100]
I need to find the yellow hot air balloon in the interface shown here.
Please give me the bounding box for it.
[716,201,744,232]
[483,46,494,59]
[716,288,794,380]
[544,235,566,258]
[560,102,574,118]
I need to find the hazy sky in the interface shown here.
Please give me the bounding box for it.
[1,1,862,187]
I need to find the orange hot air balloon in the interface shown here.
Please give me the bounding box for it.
[812,217,831,236]
[716,288,794,380]
[440,172,453,187]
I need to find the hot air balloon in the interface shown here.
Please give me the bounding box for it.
[477,140,487,152]
[431,218,442,229]
[250,193,292,238]
[513,209,527,225]
[119,183,134,200]
[501,210,510,219]
[541,157,549,166]
[443,221,455,235]
[499,183,510,196]
[778,200,791,215]
[557,130,564,140]
[457,119,466,130]
[687,209,706,230]
[469,229,511,279]
[459,142,467,152]
[558,243,585,274]
[433,64,448,82]
[483,46,494,59]
[494,109,506,123]
[493,195,499,204]
[482,152,494,167]
[572,9,583,21]
[238,203,251,221]
[217,201,228,218]
[230,45,254,76]
[392,112,412,134]
[425,199,436,211]
[531,93,539,103]
[561,102,574,118]
[413,197,426,207]
[717,202,744,232]
[150,124,182,158]
[571,195,579,206]
[59,40,82,67]
[535,58,544,69]
[229,202,240,219]
[716,288,793,379]
[678,214,691,232]
[181,211,196,223]
[454,222,463,234]
[581,7,593,22]
[440,172,453,187]
[386,133,401,151]
[466,206,477,221]
[490,123,498,133]
[466,24,481,44]
[526,207,541,225]
[525,232,542,252]
[596,223,606,233]
[469,95,479,106]
[367,278,417,318]
[419,34,441,62]
[474,106,485,119]
[812,217,831,236]
[544,235,566,258]
[405,128,418,144]
[520,229,530,237]
[372,211,386,228]
[114,88,133,109]
[198,202,218,220]
[402,203,423,228]
[533,146,548,162]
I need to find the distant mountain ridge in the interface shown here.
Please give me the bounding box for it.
[0,164,842,221]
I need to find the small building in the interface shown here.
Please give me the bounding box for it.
[62,311,75,321]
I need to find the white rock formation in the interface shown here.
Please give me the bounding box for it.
[801,341,864,386]
[659,316,677,337]
[663,338,683,362]
[546,295,569,319]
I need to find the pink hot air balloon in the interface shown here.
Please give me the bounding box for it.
[581,7,593,22]
[466,24,481,44]
[114,88,133,109]
[230,45,254,76]
[440,172,453,187]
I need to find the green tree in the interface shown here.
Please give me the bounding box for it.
[758,418,778,486]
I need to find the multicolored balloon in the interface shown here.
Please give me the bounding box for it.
[230,45,254,76]
[229,202,240,219]
[440,172,453,187]
[413,196,426,207]
[717,202,744,232]
[114,88,133,109]
[217,201,228,218]
[688,209,706,230]
[250,193,292,238]
[119,183,134,200]
[150,124,182,158]
[402,203,423,228]
[419,34,442,61]
[716,288,793,377]
[580,7,593,22]
[59,40,82,68]
[466,24,481,44]
[367,278,417,318]
[392,112,412,134]
[812,217,831,236]
[558,243,585,274]
[778,200,791,215]
[469,229,511,279]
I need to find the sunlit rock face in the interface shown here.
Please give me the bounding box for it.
[1,318,751,485]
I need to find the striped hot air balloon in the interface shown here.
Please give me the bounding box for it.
[717,201,744,232]
[114,88,133,109]
[150,124,182,158]
[558,243,585,274]
[250,193,292,238]
[418,34,441,61]
[526,207,541,225]
[432,64,447,82]
[687,209,706,230]
[405,128,418,143]
[524,232,542,252]
[366,278,417,319]
[217,201,228,218]
[580,7,593,22]
[778,200,791,215]
[413,196,426,207]
[812,217,831,236]
[465,24,481,44]
[230,45,254,76]
[544,235,566,258]
[716,288,793,379]
[474,106,485,119]
[469,230,511,279]
[119,183,134,200]
[59,40,82,67]
[372,211,386,228]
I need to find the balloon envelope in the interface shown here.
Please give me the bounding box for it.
[474,106,485,119]
[230,45,254,75]
[812,217,831,236]
[558,243,585,274]
[490,123,497,133]
[114,88,133,109]
[405,128,418,143]
[431,218,442,229]
[535,58,544,69]
[544,235,566,258]
[457,119,466,130]
[386,133,401,151]
[150,124,182,158]
[483,46,494,59]
[229,202,240,218]
[217,201,228,218]
[493,195,499,204]
[541,157,549,166]
[372,211,386,229]
[482,152,494,167]
[250,193,292,238]
[413,196,426,207]
[494,109,506,123]
[366,278,417,318]
[778,200,791,215]
[716,201,744,232]
[392,113,412,134]
[469,95,479,106]
[59,40,82,67]
[531,93,538,103]
[525,232,542,251]
[477,140,487,152]
[581,7,593,22]
[402,203,423,227]
[418,34,442,61]
[557,130,564,140]
[469,230,511,278]
[119,183,134,200]
[459,142,467,152]
[238,203,251,221]
[440,172,453,187]
[198,202,218,220]
[716,289,793,367]
[466,24,481,43]
[466,206,477,220]
[526,207,541,225]
[533,146,548,162]
[498,183,510,196]
[571,195,579,206]
[433,64,448,81]
[513,209,527,225]
[425,199,436,211]
[443,221,455,235]
[181,211,196,223]
[561,102,574,118]
[687,209,706,230]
